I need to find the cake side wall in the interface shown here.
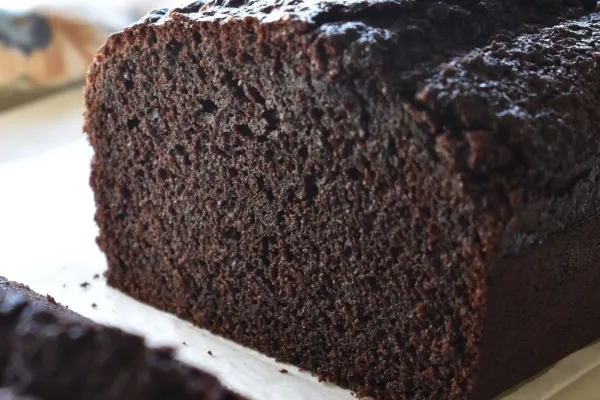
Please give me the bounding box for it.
[473,213,600,399]
[84,18,502,399]
[409,11,600,397]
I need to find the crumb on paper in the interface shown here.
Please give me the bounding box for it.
[207,350,213,356]
[182,341,187,346]
[80,282,90,288]
[279,369,288,374]
[62,284,66,288]
[93,274,100,279]
[46,295,57,305]
[91,303,97,309]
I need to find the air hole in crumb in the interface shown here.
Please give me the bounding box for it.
[343,245,353,258]
[192,31,202,44]
[334,324,346,334]
[197,66,207,80]
[388,136,397,156]
[256,176,265,191]
[194,138,204,157]
[158,168,168,181]
[286,189,296,203]
[127,118,140,131]
[277,211,285,225]
[119,185,132,199]
[304,175,319,202]
[298,146,308,160]
[223,70,235,85]
[173,144,186,155]
[257,135,269,143]
[124,79,134,91]
[32,311,57,325]
[309,108,324,123]
[199,99,218,113]
[391,247,400,259]
[167,39,184,56]
[346,168,361,181]
[146,33,157,46]
[261,236,276,267]
[341,139,355,158]
[223,227,242,240]
[235,125,253,137]
[247,86,266,104]
[266,189,275,202]
[261,109,280,130]
[284,250,295,263]
[265,149,275,162]
[273,55,283,72]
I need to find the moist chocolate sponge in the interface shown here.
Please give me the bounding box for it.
[84,1,600,398]
[0,277,245,400]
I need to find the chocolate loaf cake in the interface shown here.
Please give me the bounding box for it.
[0,277,244,400]
[85,1,600,398]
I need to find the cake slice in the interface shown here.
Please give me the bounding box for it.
[0,277,245,400]
[84,1,600,398]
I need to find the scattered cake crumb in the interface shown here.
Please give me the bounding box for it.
[279,369,288,374]
[80,282,90,288]
[92,303,97,309]
[182,341,187,346]
[207,351,213,356]
[62,284,66,288]
[46,295,57,305]
[93,274,100,279]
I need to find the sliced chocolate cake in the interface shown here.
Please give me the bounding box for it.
[84,1,600,398]
[0,277,245,400]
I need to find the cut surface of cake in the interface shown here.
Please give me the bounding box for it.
[84,1,600,398]
[0,277,245,400]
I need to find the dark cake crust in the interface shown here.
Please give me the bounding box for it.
[0,277,244,400]
[85,1,600,399]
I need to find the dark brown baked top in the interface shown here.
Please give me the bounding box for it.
[0,277,244,400]
[417,13,600,251]
[144,0,596,84]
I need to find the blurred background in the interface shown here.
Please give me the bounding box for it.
[0,0,179,110]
